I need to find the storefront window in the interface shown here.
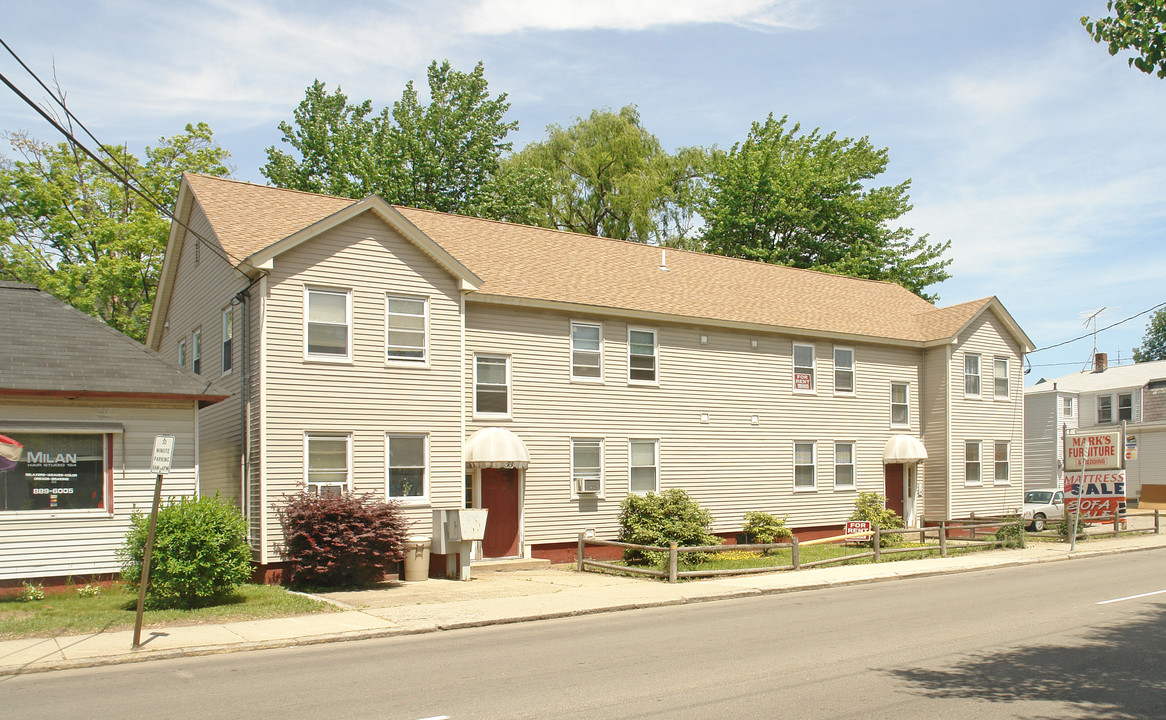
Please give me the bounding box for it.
[0,433,108,511]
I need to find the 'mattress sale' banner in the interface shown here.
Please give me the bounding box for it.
[1063,470,1127,520]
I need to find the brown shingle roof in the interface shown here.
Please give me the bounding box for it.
[181,174,999,345]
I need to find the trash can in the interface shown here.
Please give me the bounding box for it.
[403,535,431,582]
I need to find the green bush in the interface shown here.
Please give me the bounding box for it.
[618,489,721,567]
[19,582,45,602]
[849,492,904,548]
[994,517,1027,548]
[743,511,792,553]
[118,494,252,609]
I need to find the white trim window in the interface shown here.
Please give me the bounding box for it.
[965,440,981,486]
[191,328,202,375]
[571,438,603,495]
[629,439,659,494]
[177,338,187,368]
[571,321,603,380]
[964,353,981,397]
[834,441,855,490]
[386,295,428,363]
[834,347,855,395]
[793,343,815,393]
[474,354,510,416]
[628,327,657,384]
[1118,392,1134,422]
[993,356,1009,399]
[386,434,428,503]
[994,441,1010,485]
[1098,395,1113,424]
[794,441,816,490]
[305,287,351,360]
[222,305,234,374]
[891,382,910,428]
[305,434,350,496]
[1063,397,1073,417]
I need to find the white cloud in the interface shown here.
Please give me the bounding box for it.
[460,0,816,34]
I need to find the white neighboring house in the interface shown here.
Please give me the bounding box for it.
[1024,354,1166,502]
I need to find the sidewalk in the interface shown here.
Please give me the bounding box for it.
[4,526,1165,676]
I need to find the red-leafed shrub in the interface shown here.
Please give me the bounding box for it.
[278,493,410,588]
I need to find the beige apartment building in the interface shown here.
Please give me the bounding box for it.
[146,174,1032,569]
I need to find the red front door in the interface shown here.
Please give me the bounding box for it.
[884,464,905,519]
[480,468,520,558]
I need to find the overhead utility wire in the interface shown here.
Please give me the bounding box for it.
[0,40,248,274]
[1029,299,1166,354]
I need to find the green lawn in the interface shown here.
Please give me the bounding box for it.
[0,584,337,640]
[695,542,985,571]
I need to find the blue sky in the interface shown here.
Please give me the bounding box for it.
[2,1,1164,383]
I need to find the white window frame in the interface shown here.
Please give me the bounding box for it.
[570,320,604,382]
[993,356,1009,399]
[993,441,1010,485]
[793,343,815,394]
[890,382,910,429]
[304,286,352,362]
[191,328,202,375]
[964,353,981,398]
[628,439,659,495]
[385,294,429,364]
[177,338,187,368]
[833,346,855,395]
[1117,392,1134,422]
[221,305,234,375]
[834,441,856,491]
[965,440,981,486]
[386,433,429,504]
[571,438,604,497]
[1063,397,1073,417]
[627,326,658,385]
[793,440,816,491]
[304,433,351,496]
[474,354,511,418]
[1098,394,1113,424]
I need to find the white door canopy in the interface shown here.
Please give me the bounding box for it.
[883,434,928,464]
[465,427,530,469]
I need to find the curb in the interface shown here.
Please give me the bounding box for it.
[4,540,1165,677]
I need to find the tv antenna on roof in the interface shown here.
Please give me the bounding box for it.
[1079,307,1109,363]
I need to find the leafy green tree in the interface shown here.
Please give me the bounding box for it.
[696,114,951,300]
[0,123,231,341]
[1083,1,1166,78]
[505,105,706,245]
[1133,308,1166,362]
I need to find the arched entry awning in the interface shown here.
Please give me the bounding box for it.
[883,434,928,464]
[465,427,530,469]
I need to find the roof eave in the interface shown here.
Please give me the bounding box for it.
[146,176,196,351]
[0,388,229,404]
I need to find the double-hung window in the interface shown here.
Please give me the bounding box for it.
[177,339,187,368]
[305,287,350,359]
[1063,397,1073,417]
[834,441,855,490]
[964,354,981,397]
[965,441,981,486]
[834,347,854,394]
[305,434,350,496]
[1118,393,1134,422]
[629,439,659,494]
[192,329,202,375]
[386,295,427,363]
[628,328,657,383]
[890,382,910,428]
[1098,395,1113,424]
[993,357,1009,399]
[387,434,427,502]
[994,441,1010,484]
[222,306,234,374]
[793,343,815,392]
[571,322,602,380]
[475,355,510,416]
[571,439,603,495]
[794,441,816,490]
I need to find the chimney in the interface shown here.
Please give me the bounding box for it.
[1094,352,1108,373]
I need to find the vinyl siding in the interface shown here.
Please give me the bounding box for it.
[1124,424,1166,498]
[921,346,950,520]
[1023,392,1059,489]
[465,303,924,545]
[0,399,198,580]
[258,213,464,560]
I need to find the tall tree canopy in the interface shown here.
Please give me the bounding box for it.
[263,61,541,221]
[1134,308,1166,362]
[0,122,231,341]
[1083,1,1166,78]
[696,114,951,300]
[505,105,706,245]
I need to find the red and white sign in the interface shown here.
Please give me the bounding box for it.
[1063,470,1127,520]
[845,520,872,539]
[1064,430,1122,471]
[794,373,813,391]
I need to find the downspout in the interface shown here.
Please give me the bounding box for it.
[946,343,953,521]
[234,273,264,544]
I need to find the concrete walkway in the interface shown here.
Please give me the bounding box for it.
[4,525,1165,676]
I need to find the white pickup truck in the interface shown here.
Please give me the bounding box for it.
[1022,489,1065,532]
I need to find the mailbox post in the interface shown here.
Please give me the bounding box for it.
[432,508,489,580]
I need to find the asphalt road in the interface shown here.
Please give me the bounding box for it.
[5,551,1166,720]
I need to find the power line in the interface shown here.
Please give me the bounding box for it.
[1029,300,1166,354]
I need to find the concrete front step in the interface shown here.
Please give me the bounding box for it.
[471,557,552,574]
